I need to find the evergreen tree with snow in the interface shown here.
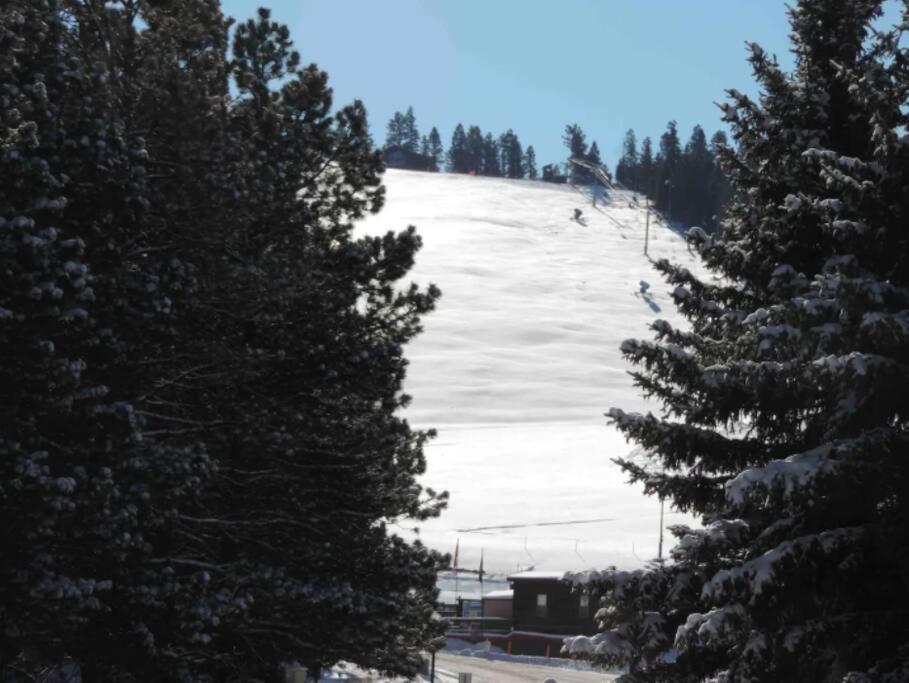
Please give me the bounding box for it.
[566,2,909,681]
[523,145,538,179]
[0,2,445,680]
[0,2,225,678]
[707,130,732,232]
[167,8,445,679]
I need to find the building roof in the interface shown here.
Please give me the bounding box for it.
[483,589,514,599]
[507,570,568,582]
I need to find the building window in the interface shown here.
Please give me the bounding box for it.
[536,593,548,618]
[579,592,590,619]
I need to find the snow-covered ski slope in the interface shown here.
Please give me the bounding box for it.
[357,170,705,574]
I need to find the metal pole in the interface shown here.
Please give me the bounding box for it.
[431,650,436,682]
[644,196,650,257]
[666,180,672,220]
[657,498,664,563]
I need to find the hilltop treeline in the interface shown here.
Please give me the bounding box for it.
[386,110,729,233]
[386,108,538,178]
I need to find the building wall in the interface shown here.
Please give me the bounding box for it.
[482,597,513,620]
[511,579,596,636]
[382,146,435,171]
[384,149,408,167]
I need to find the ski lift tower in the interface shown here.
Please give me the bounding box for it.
[568,156,615,207]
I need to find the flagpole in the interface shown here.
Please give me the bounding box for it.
[479,548,485,625]
[479,548,484,594]
[454,538,460,610]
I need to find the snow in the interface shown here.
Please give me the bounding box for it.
[725,444,835,506]
[445,638,506,654]
[357,170,705,573]
[443,639,613,673]
[700,527,863,602]
[817,198,843,212]
[676,519,750,551]
[483,589,514,599]
[508,571,567,581]
[434,649,619,682]
[675,604,745,648]
[782,194,803,212]
[742,308,770,325]
[566,631,633,659]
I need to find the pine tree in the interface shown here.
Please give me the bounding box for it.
[510,133,524,179]
[402,105,420,152]
[563,123,590,183]
[428,126,443,172]
[386,111,405,147]
[497,129,524,179]
[616,129,639,189]
[386,108,420,151]
[639,135,655,196]
[523,145,538,179]
[483,133,501,176]
[673,125,713,228]
[172,8,444,679]
[1,2,446,680]
[0,1,221,678]
[655,120,681,214]
[447,124,467,172]
[465,125,485,174]
[707,131,732,232]
[587,140,602,169]
[566,2,909,681]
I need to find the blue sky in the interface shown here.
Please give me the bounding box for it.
[220,0,901,169]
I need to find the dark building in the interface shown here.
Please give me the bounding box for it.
[439,571,596,658]
[506,571,597,656]
[541,163,568,184]
[382,145,437,172]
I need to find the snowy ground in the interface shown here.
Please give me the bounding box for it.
[432,650,618,683]
[358,170,706,574]
[319,651,617,683]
